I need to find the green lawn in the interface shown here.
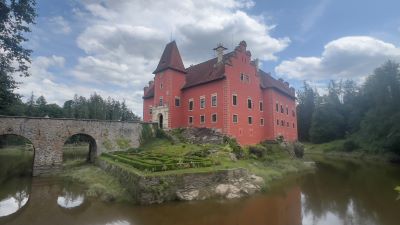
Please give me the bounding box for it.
[0,146,33,184]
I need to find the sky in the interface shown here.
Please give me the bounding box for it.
[14,0,400,116]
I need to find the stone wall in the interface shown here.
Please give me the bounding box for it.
[98,158,264,205]
[0,116,154,176]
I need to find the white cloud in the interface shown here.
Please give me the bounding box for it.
[275,36,400,81]
[67,0,290,116]
[48,16,72,34]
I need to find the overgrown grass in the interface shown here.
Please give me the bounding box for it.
[0,146,33,184]
[304,139,400,163]
[62,162,130,202]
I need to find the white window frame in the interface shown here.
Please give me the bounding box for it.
[233,114,238,124]
[232,94,238,106]
[248,116,253,125]
[175,96,180,107]
[247,97,252,109]
[211,93,217,107]
[159,96,163,106]
[200,96,206,109]
[200,114,205,124]
[189,98,194,111]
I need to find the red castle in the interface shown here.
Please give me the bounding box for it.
[143,41,297,145]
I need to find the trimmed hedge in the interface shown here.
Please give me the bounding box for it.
[102,152,213,172]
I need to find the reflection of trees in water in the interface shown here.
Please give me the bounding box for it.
[301,159,400,225]
[13,190,29,209]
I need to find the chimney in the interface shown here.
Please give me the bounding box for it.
[149,80,154,86]
[254,58,259,71]
[213,43,227,63]
[144,86,149,93]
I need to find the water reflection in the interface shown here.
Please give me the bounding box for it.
[0,191,29,217]
[0,158,399,225]
[57,192,84,209]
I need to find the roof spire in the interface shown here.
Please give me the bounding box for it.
[153,41,186,74]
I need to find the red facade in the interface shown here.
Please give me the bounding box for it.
[143,41,297,145]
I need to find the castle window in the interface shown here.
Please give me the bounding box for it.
[211,94,217,107]
[188,116,193,125]
[286,106,289,115]
[281,120,284,126]
[160,83,163,89]
[280,105,284,113]
[200,115,205,124]
[240,73,250,83]
[248,116,253,124]
[159,97,163,106]
[287,122,289,127]
[276,103,279,112]
[149,107,152,115]
[260,118,264,126]
[232,94,237,106]
[189,99,194,111]
[200,96,206,109]
[233,114,238,123]
[212,113,217,123]
[247,98,252,109]
[259,101,263,111]
[292,110,296,117]
[277,119,279,125]
[175,97,180,107]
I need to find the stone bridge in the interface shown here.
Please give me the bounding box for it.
[0,116,153,176]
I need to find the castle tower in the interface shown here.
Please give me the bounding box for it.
[151,41,186,129]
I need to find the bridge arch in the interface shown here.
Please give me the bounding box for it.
[63,133,97,163]
[0,134,35,179]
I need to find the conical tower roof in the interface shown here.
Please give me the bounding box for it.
[153,41,186,74]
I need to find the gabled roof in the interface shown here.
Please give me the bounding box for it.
[259,70,295,99]
[153,41,186,74]
[182,52,234,89]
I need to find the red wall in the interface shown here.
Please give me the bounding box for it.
[143,44,297,145]
[143,97,153,122]
[181,80,225,131]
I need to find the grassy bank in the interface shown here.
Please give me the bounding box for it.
[0,146,33,184]
[102,138,314,188]
[304,139,400,163]
[61,160,130,202]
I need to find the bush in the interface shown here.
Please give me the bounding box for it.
[139,123,153,145]
[223,136,244,159]
[343,140,358,152]
[293,142,304,158]
[248,145,268,158]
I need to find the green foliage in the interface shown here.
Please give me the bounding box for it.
[0,147,33,184]
[116,138,131,149]
[293,141,304,158]
[296,81,317,141]
[248,145,268,158]
[342,140,358,152]
[102,139,113,151]
[139,123,154,146]
[223,136,244,159]
[102,152,213,172]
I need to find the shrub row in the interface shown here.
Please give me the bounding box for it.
[102,152,213,172]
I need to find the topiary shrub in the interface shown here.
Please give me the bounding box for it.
[343,140,358,152]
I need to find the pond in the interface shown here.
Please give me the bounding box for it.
[0,157,399,225]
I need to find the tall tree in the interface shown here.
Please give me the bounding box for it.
[0,0,36,114]
[296,81,318,141]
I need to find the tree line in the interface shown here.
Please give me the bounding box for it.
[297,61,400,154]
[1,92,141,121]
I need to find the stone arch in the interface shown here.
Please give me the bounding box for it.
[0,133,35,177]
[63,133,97,163]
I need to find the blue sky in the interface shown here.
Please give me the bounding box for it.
[15,0,400,116]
